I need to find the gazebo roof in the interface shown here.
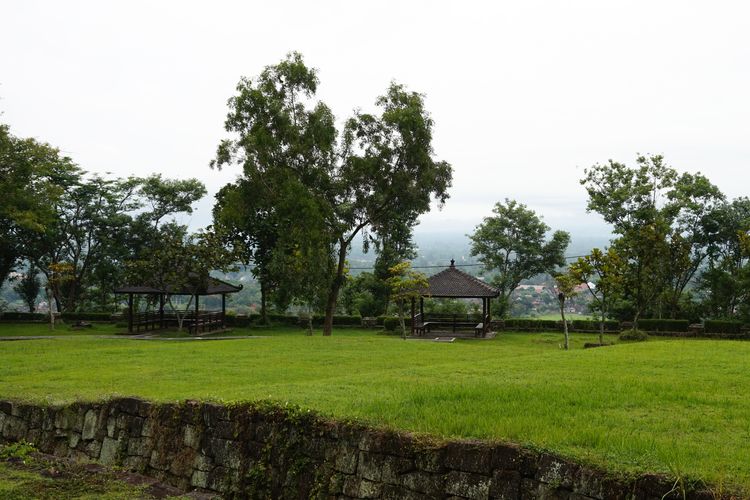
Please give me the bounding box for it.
[423,260,499,298]
[115,276,243,296]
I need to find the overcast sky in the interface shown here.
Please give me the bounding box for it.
[2,1,749,240]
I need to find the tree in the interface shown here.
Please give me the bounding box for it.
[554,273,578,350]
[581,155,724,323]
[569,248,625,345]
[469,199,570,318]
[386,262,429,339]
[212,52,452,335]
[0,124,78,288]
[12,262,41,313]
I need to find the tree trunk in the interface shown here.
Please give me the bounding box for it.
[560,300,569,350]
[598,312,605,346]
[260,280,268,325]
[323,240,349,336]
[398,300,406,339]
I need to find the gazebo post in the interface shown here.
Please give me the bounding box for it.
[221,293,226,328]
[159,294,164,330]
[194,294,200,334]
[410,297,416,336]
[127,293,133,333]
[420,297,424,321]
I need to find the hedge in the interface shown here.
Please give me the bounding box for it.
[0,312,46,321]
[704,320,743,334]
[60,312,114,322]
[503,319,560,331]
[636,319,689,332]
[225,313,365,328]
[571,320,620,332]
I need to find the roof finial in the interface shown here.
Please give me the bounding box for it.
[450,259,455,267]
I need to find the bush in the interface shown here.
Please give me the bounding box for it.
[637,319,689,332]
[60,312,113,322]
[503,319,559,331]
[704,320,743,335]
[0,312,46,321]
[383,317,400,332]
[619,329,648,341]
[571,320,620,332]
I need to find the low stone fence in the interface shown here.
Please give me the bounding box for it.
[0,398,717,499]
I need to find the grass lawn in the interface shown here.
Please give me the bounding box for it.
[0,324,748,493]
[0,322,120,337]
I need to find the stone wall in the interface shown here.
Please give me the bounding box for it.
[0,398,716,499]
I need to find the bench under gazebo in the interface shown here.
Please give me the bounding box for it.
[115,276,242,334]
[412,259,499,337]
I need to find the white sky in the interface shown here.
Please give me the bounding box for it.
[2,0,749,239]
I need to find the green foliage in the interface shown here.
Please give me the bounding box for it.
[0,441,36,460]
[386,262,429,337]
[423,298,468,315]
[570,320,619,331]
[704,320,743,334]
[383,317,400,331]
[11,263,41,313]
[212,53,452,335]
[618,329,648,341]
[470,199,570,318]
[636,319,690,332]
[503,318,560,330]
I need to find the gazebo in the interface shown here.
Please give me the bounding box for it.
[412,259,499,337]
[114,276,242,334]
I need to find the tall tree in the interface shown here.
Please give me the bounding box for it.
[581,155,724,322]
[469,199,570,318]
[0,124,77,287]
[212,52,452,335]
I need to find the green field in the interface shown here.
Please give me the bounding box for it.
[1,324,748,493]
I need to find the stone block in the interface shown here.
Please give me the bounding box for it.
[123,455,148,472]
[536,453,578,490]
[82,410,97,440]
[141,418,155,437]
[415,446,445,473]
[444,442,493,475]
[106,417,116,438]
[490,469,521,499]
[445,470,491,499]
[99,436,121,466]
[357,451,385,481]
[85,439,102,459]
[399,471,444,496]
[68,432,81,449]
[183,424,201,449]
[191,469,210,489]
[327,442,358,474]
[2,415,28,441]
[381,484,431,500]
[193,453,214,472]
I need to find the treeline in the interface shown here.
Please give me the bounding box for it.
[3,54,749,333]
[0,123,208,314]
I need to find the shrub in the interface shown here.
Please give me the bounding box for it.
[637,319,689,332]
[571,320,620,332]
[0,312,46,321]
[704,320,743,335]
[619,329,648,341]
[60,312,113,322]
[504,319,559,331]
[383,317,400,332]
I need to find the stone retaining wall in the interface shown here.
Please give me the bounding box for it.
[0,398,715,499]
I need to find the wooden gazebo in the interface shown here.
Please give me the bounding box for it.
[412,259,499,337]
[114,276,242,334]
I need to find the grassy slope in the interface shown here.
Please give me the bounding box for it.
[0,325,748,492]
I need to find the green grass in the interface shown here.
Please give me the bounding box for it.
[0,324,748,493]
[0,322,120,337]
[0,444,161,500]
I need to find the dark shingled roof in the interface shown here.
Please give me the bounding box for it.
[423,260,499,298]
[115,276,242,296]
